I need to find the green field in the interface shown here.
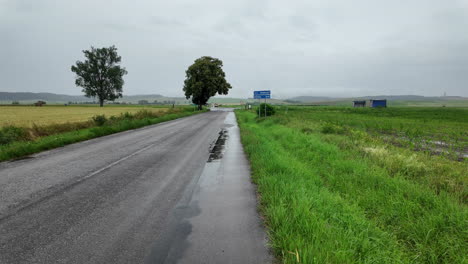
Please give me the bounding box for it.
[0,105,173,127]
[301,100,468,107]
[236,106,467,263]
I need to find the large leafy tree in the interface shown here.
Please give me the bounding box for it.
[71,46,128,107]
[183,56,232,110]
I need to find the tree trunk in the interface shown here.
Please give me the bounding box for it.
[198,104,202,110]
[99,99,104,107]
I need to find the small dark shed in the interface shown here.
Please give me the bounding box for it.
[370,99,387,108]
[353,100,366,107]
[34,100,46,107]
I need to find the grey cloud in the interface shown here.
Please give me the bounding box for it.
[0,0,467,98]
[150,16,186,27]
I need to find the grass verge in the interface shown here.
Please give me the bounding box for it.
[236,109,467,264]
[0,109,206,162]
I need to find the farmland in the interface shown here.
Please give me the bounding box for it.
[0,105,204,161]
[236,106,467,263]
[0,105,171,127]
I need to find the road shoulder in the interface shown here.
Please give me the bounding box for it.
[147,110,271,264]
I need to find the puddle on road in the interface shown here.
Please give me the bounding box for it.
[208,129,228,162]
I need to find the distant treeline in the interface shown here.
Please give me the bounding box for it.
[0,92,87,102]
[136,100,178,105]
[5,101,186,105]
[0,92,171,104]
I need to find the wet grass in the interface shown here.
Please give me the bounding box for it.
[277,106,468,161]
[0,108,206,162]
[236,107,467,264]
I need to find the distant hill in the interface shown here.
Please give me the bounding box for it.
[287,95,468,107]
[353,95,467,101]
[208,97,288,104]
[0,92,88,102]
[289,95,468,103]
[0,92,169,104]
[288,96,336,102]
[0,92,290,105]
[2,92,466,106]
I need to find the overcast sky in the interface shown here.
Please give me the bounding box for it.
[1,0,467,98]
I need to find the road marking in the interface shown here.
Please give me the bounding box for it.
[0,143,157,222]
[75,143,157,184]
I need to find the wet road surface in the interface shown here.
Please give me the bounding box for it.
[0,109,271,264]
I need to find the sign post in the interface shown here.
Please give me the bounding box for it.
[253,90,271,117]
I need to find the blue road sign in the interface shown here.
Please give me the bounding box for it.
[253,90,271,99]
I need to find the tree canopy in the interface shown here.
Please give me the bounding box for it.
[183,56,232,110]
[71,46,127,107]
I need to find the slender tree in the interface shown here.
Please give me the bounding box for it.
[183,56,232,110]
[71,46,127,107]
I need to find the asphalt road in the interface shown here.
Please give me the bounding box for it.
[0,109,270,264]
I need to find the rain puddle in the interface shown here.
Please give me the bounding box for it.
[382,135,467,160]
[208,129,228,162]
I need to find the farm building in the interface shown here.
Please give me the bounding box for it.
[370,99,387,108]
[34,100,46,107]
[353,100,366,107]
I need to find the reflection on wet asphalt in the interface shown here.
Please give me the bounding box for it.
[0,108,270,264]
[208,129,228,162]
[0,110,231,264]
[148,109,272,264]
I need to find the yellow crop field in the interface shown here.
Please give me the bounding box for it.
[0,106,169,127]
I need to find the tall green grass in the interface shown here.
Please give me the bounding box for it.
[236,109,467,263]
[271,107,468,201]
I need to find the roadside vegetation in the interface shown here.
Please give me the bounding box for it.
[71,45,127,107]
[0,106,206,161]
[183,56,232,110]
[236,106,467,263]
[0,105,170,127]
